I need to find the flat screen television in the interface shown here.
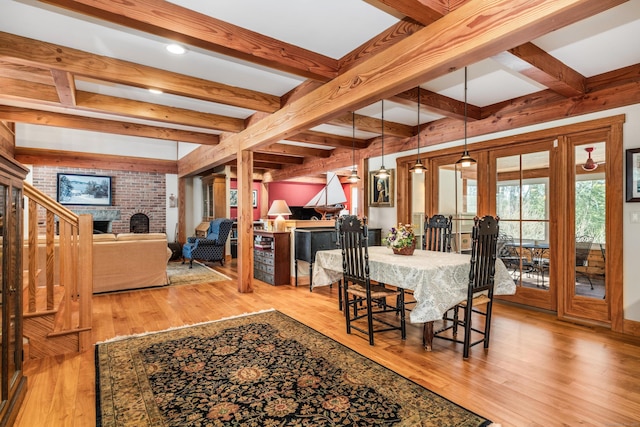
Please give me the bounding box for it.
[57,173,112,206]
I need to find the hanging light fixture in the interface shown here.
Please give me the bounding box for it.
[410,87,426,174]
[456,67,476,167]
[347,111,361,183]
[582,147,598,171]
[376,100,389,178]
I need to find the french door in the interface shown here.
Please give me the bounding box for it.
[403,116,623,330]
[490,140,556,311]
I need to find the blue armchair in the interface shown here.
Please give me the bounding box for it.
[182,219,234,268]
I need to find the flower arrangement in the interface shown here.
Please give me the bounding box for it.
[384,223,416,249]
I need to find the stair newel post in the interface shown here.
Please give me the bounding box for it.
[78,214,93,351]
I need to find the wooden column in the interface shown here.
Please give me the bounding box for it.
[177,177,186,244]
[237,150,254,293]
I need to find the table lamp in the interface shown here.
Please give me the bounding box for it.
[268,200,292,232]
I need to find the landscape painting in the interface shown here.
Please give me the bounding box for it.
[57,173,112,206]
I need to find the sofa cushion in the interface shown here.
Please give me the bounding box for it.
[93,233,117,242]
[116,233,167,241]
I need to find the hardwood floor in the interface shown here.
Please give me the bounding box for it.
[15,260,640,426]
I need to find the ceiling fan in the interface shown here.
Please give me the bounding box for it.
[582,147,600,171]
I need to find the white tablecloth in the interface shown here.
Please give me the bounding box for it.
[312,246,516,324]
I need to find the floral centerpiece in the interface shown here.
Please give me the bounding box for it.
[384,223,417,255]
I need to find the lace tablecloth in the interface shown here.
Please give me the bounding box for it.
[312,246,516,324]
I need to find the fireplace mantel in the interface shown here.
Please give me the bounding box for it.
[71,209,121,221]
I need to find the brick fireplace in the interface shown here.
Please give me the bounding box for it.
[31,166,167,234]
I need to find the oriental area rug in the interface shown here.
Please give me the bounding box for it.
[166,260,231,286]
[95,310,492,427]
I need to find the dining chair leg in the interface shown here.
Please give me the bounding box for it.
[337,280,343,311]
[483,300,494,349]
[345,289,352,335]
[452,307,460,336]
[366,293,375,346]
[463,304,473,359]
[399,290,406,339]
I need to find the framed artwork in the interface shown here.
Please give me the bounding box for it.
[56,173,112,206]
[626,148,640,202]
[230,189,258,207]
[369,169,394,207]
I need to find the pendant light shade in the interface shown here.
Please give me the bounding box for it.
[456,67,476,168]
[410,87,426,174]
[375,100,389,178]
[347,111,361,183]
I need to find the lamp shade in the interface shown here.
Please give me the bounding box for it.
[268,200,291,232]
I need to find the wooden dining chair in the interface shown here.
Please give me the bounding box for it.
[422,214,453,252]
[433,215,500,359]
[338,215,406,346]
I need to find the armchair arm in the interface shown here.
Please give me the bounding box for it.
[195,238,221,246]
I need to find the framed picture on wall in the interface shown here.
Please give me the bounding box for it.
[56,173,112,206]
[369,169,394,207]
[230,189,258,207]
[626,148,640,202]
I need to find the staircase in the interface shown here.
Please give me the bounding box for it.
[22,182,93,358]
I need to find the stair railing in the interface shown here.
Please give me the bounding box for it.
[23,182,93,352]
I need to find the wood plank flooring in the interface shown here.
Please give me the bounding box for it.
[15,260,640,426]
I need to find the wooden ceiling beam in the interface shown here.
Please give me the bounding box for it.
[290,131,368,149]
[75,92,245,133]
[253,152,304,165]
[0,105,218,145]
[14,147,177,174]
[493,42,587,97]
[0,31,281,113]
[328,113,414,137]
[0,77,244,133]
[0,61,53,85]
[257,143,333,159]
[180,0,623,177]
[36,0,339,81]
[50,69,76,106]
[391,87,481,121]
[338,19,424,72]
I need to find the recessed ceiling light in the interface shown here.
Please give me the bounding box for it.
[166,44,186,55]
[149,88,163,95]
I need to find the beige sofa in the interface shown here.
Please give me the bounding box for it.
[25,232,171,294]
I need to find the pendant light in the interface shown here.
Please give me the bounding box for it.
[376,100,389,178]
[347,112,361,183]
[456,67,476,167]
[410,87,426,174]
[582,147,598,171]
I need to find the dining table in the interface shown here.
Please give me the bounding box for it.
[312,246,516,350]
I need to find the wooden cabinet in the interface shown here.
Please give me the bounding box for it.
[253,231,290,286]
[0,156,28,426]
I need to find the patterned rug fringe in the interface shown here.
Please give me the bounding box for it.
[95,308,276,344]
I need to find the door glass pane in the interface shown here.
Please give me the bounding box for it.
[438,163,477,253]
[574,143,606,299]
[496,151,550,290]
[8,187,21,388]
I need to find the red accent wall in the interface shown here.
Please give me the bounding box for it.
[268,181,352,213]
[229,180,261,221]
[230,180,354,221]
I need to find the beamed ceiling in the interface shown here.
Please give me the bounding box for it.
[0,0,639,181]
